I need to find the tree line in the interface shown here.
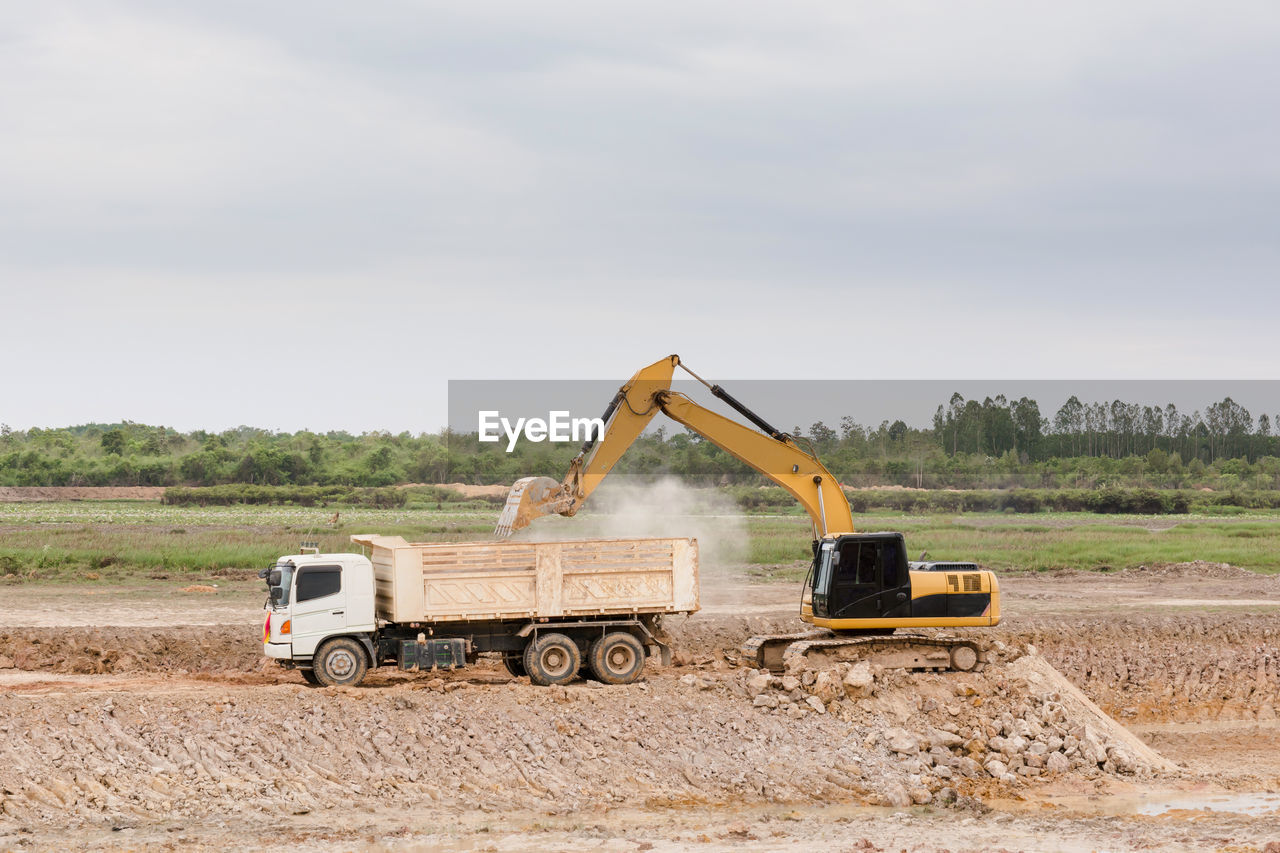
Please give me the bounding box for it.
[3,391,1280,491]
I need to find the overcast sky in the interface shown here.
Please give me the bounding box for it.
[2,2,1278,433]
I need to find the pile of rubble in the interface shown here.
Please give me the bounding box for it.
[682,644,1176,804]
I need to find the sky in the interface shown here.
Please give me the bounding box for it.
[2,2,1278,433]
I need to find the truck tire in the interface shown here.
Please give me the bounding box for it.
[300,668,322,686]
[313,637,369,687]
[588,632,646,685]
[523,633,580,686]
[502,652,527,678]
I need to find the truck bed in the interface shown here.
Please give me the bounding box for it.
[350,535,699,624]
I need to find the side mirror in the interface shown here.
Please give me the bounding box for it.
[269,587,283,603]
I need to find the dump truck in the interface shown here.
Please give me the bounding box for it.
[261,534,699,687]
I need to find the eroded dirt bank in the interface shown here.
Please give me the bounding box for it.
[3,610,1278,727]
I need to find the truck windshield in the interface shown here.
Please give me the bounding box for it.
[267,563,294,607]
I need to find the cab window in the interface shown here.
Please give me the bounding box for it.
[881,540,900,587]
[296,565,341,602]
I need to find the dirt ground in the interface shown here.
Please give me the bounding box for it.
[1,563,1279,852]
[0,487,168,502]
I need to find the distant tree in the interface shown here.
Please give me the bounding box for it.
[808,420,837,447]
[101,429,126,456]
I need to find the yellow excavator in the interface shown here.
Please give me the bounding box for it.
[495,355,1000,673]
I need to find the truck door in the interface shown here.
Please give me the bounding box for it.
[289,564,346,657]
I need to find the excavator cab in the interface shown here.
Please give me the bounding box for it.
[810,533,912,623]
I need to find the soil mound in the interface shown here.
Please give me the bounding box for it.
[0,627,259,675]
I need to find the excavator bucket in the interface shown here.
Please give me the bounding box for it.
[494,476,563,537]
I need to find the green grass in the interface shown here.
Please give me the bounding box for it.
[4,501,1280,584]
[747,512,1280,577]
[0,501,496,583]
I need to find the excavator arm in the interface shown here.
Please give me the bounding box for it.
[494,355,854,537]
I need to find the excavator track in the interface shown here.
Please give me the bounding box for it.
[741,631,988,674]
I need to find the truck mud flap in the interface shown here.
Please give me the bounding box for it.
[399,638,467,672]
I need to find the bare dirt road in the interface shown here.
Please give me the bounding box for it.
[1,563,1279,851]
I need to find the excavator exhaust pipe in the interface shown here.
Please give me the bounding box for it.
[494,476,563,537]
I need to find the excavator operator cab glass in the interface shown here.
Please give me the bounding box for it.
[811,541,836,616]
[816,535,912,620]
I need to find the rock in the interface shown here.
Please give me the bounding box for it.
[783,653,813,676]
[936,786,957,804]
[934,765,953,780]
[927,728,963,750]
[984,759,1008,778]
[953,756,984,778]
[805,696,826,715]
[908,786,933,805]
[1107,746,1137,775]
[745,673,774,698]
[679,674,699,687]
[780,676,801,692]
[884,728,919,755]
[0,654,13,670]
[963,736,988,756]
[752,694,779,709]
[1000,736,1028,758]
[1046,735,1064,753]
[842,661,875,699]
[1045,752,1070,774]
[885,784,912,808]
[1025,754,1044,769]
[1028,740,1048,756]
[812,670,844,704]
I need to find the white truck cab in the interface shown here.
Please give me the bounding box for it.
[262,553,376,668]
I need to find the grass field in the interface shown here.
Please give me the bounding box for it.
[3,501,1280,583]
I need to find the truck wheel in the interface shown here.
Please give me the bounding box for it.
[588,632,646,685]
[523,633,580,686]
[502,652,527,678]
[300,668,322,686]
[313,638,368,687]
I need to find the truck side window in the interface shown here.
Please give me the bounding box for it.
[296,566,341,602]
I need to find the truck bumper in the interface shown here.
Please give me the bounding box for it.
[263,641,292,660]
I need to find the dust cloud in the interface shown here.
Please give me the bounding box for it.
[510,477,748,574]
